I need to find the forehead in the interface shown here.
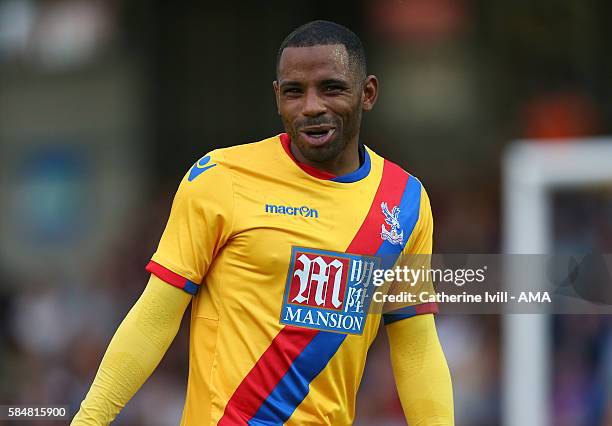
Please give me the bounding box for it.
[277,44,352,82]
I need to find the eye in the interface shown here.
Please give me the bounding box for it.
[283,88,302,96]
[325,85,345,94]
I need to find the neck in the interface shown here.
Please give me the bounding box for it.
[290,137,361,176]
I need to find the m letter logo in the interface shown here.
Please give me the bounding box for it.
[280,247,380,335]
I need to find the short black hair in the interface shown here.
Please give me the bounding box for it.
[276,20,367,81]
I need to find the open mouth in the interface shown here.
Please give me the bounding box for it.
[300,127,336,146]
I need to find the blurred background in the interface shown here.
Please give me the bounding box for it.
[1,0,611,425]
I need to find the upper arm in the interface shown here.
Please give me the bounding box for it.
[146,274,193,311]
[147,151,234,295]
[382,183,437,325]
[131,274,193,345]
[404,184,433,255]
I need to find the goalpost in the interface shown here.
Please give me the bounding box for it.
[502,138,612,426]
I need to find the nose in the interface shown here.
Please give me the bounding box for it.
[301,88,326,117]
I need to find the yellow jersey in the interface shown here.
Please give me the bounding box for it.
[146,133,437,425]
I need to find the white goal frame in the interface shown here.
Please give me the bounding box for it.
[502,138,612,426]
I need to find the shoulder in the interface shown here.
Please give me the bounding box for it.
[184,134,281,185]
[207,134,281,168]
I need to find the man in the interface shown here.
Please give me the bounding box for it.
[72,20,454,425]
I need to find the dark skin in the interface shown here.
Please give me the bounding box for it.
[274,44,378,176]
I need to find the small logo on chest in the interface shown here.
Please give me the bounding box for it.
[380,202,404,245]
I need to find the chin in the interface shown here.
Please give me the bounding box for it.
[300,140,344,163]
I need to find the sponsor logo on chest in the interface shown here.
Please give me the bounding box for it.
[280,247,380,335]
[265,203,319,218]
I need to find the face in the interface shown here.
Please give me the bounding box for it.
[274,44,378,165]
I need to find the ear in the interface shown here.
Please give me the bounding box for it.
[273,80,281,115]
[361,75,378,112]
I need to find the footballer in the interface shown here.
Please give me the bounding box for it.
[72,20,454,425]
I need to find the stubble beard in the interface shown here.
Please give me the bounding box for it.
[285,106,362,166]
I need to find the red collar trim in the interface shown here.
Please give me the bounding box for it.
[279,133,337,179]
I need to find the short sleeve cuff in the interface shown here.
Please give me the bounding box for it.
[382,302,438,326]
[146,260,200,295]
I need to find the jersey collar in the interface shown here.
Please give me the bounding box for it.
[279,133,371,183]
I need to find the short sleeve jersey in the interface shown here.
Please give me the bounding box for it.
[146,134,437,426]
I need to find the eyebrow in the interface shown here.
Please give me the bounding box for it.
[278,80,302,88]
[279,78,350,88]
[320,78,350,87]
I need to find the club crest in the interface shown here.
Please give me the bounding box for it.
[380,202,403,245]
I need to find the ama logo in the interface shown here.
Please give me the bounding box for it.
[188,155,217,181]
[280,247,380,335]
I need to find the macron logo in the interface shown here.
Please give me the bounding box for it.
[265,203,319,218]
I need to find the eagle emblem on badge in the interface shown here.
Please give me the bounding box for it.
[380,202,403,245]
